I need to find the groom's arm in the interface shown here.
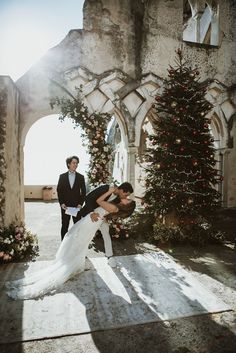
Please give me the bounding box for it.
[86,184,110,203]
[80,185,110,217]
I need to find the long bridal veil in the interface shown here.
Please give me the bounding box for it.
[6,207,107,300]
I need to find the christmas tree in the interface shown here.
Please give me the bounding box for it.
[143,48,222,225]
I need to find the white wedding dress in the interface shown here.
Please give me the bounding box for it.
[6,207,108,300]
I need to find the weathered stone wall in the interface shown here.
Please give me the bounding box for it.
[142,0,236,85]
[0,77,21,226]
[24,185,58,200]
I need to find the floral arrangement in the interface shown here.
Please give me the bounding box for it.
[107,208,145,240]
[108,218,131,239]
[50,88,113,186]
[0,223,39,263]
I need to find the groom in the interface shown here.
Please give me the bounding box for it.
[78,182,134,258]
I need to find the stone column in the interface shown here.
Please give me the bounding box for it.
[0,76,22,227]
[127,146,138,193]
[226,148,236,207]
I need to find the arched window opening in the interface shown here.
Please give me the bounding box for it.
[183,0,220,46]
[24,115,89,200]
[107,116,127,184]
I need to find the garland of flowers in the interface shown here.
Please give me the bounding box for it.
[0,88,7,227]
[50,89,112,186]
[0,223,39,263]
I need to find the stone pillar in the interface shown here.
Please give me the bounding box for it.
[127,146,138,194]
[226,148,236,207]
[221,149,230,207]
[0,76,22,227]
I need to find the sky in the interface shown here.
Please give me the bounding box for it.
[0,0,89,185]
[24,116,90,184]
[0,0,84,80]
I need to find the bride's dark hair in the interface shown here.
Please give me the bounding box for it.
[106,200,136,220]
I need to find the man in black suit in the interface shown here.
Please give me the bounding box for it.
[78,182,134,258]
[57,156,86,240]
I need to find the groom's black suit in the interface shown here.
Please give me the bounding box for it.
[57,171,86,240]
[79,184,119,217]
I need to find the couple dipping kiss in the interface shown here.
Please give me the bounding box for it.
[6,182,136,300]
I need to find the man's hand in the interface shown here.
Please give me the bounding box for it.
[90,212,100,222]
[61,204,67,210]
[109,186,117,194]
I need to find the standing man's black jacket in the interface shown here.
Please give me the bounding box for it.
[57,172,86,207]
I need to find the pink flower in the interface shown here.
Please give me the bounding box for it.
[15,233,21,240]
[3,254,10,261]
[0,251,4,257]
[113,234,120,238]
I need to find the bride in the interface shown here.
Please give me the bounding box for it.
[6,188,135,300]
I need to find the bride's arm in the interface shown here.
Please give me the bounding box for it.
[96,188,119,214]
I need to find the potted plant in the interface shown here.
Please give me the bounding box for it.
[42,186,53,201]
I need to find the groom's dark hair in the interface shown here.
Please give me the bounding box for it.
[118,182,133,193]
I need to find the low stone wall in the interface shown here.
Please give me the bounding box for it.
[24,185,58,200]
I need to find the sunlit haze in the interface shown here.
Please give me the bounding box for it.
[0,0,84,80]
[24,116,90,185]
[0,0,88,185]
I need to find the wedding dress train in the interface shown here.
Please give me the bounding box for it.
[6,207,107,300]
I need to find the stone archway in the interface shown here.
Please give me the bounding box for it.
[1,66,235,227]
[13,67,162,225]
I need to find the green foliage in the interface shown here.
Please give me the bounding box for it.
[108,207,225,245]
[108,209,154,240]
[152,219,225,245]
[143,48,222,222]
[0,223,39,263]
[50,88,112,186]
